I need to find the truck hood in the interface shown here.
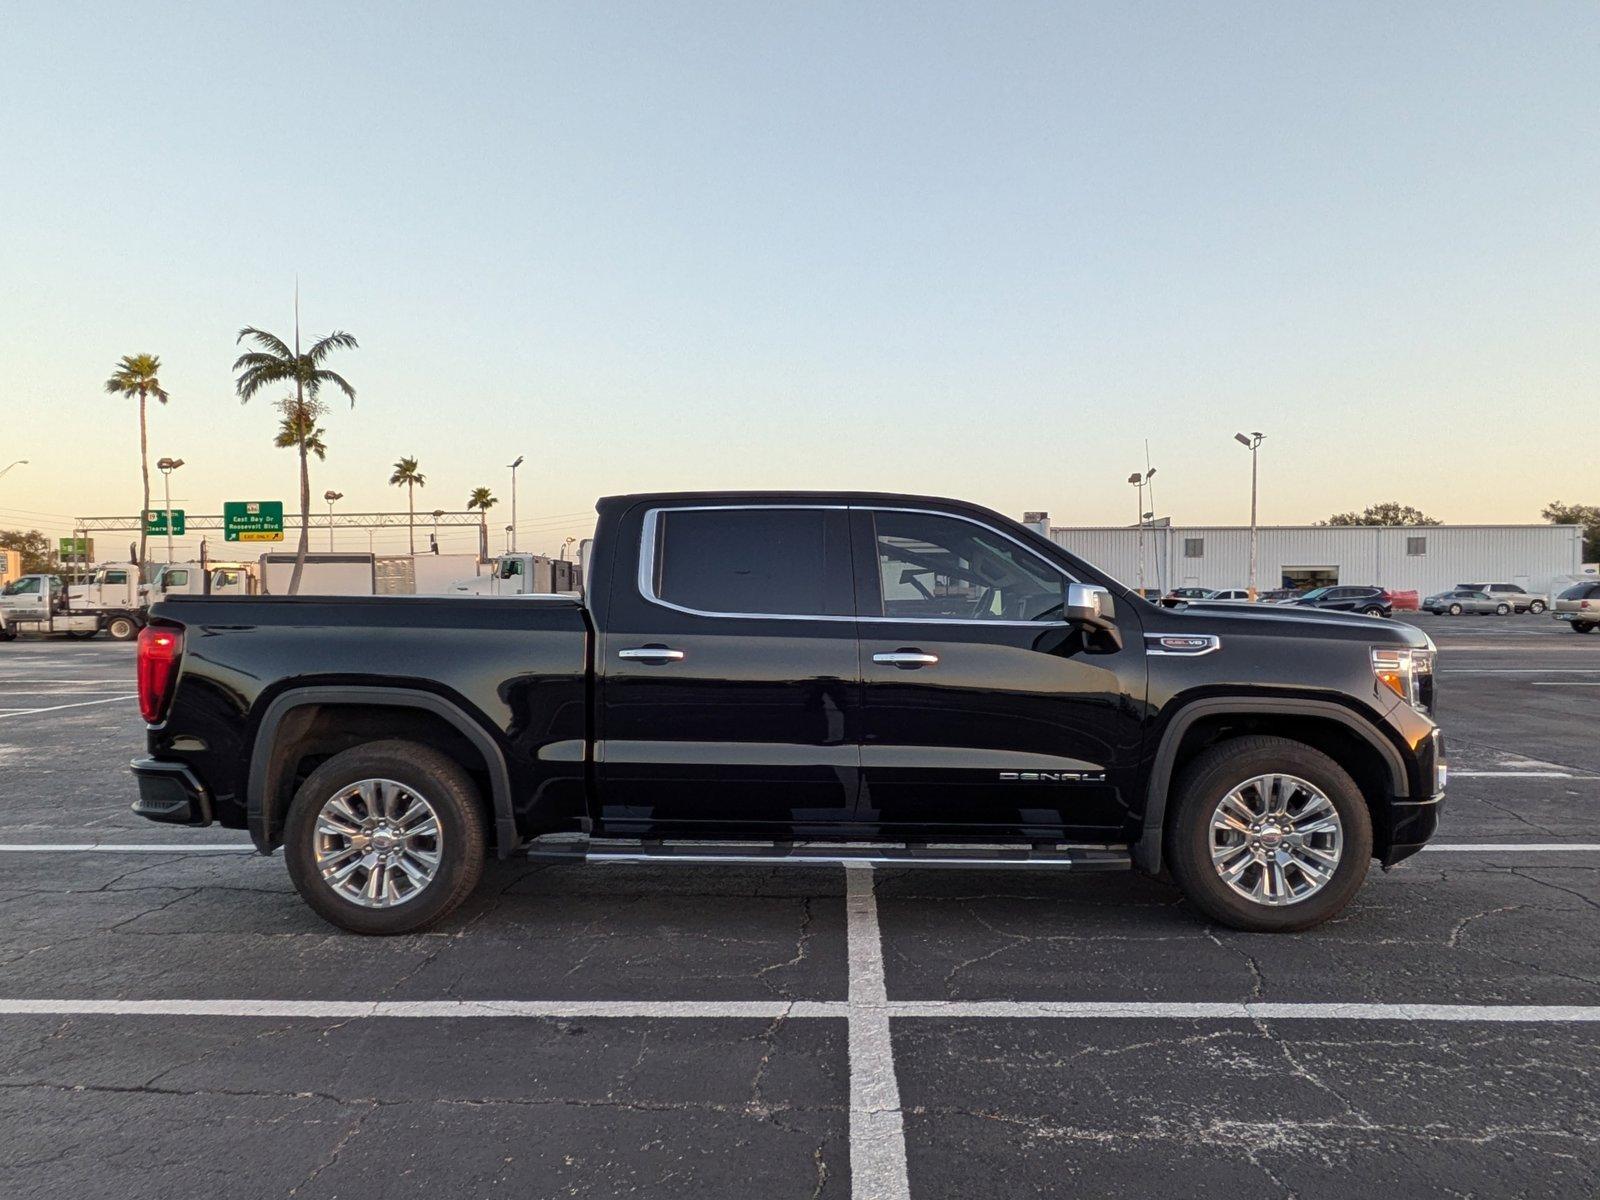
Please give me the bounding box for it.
[1164,600,1433,648]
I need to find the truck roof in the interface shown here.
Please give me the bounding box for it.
[597,490,1009,514]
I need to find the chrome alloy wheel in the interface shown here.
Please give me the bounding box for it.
[1209,773,1343,907]
[313,779,443,909]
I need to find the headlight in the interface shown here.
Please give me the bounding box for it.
[1372,646,1435,711]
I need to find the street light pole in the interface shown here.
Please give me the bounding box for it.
[323,491,344,552]
[1234,432,1265,599]
[156,458,184,564]
[0,459,27,481]
[1127,473,1145,592]
[508,455,525,553]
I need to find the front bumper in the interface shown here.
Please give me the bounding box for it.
[130,757,212,826]
[1380,724,1445,867]
[1382,791,1444,866]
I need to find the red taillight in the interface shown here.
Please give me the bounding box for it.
[137,625,183,725]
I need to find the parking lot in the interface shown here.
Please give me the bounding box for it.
[2,612,1598,1199]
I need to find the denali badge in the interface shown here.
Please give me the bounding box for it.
[999,770,1104,783]
[1145,633,1222,656]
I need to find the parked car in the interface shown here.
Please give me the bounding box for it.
[1257,587,1305,604]
[1208,589,1252,601]
[1287,586,1393,617]
[1161,586,1215,607]
[1552,582,1600,633]
[131,489,1444,935]
[1423,589,1511,616]
[1456,583,1546,615]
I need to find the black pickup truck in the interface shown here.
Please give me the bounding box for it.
[131,491,1444,934]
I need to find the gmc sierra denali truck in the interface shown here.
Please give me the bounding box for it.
[130,491,1445,935]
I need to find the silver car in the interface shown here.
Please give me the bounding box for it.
[1422,588,1510,616]
[1456,582,1546,615]
[1552,582,1600,634]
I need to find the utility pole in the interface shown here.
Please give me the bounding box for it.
[507,455,524,552]
[1234,432,1265,599]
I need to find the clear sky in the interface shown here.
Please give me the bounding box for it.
[3,2,1596,559]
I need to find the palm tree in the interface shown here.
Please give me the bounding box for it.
[467,486,498,561]
[233,322,357,595]
[273,404,328,462]
[390,458,426,553]
[103,354,169,575]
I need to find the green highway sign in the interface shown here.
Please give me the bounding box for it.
[224,500,285,543]
[145,509,186,536]
[58,537,95,560]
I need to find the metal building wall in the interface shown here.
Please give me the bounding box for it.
[1048,524,1584,595]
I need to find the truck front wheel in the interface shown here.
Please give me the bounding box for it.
[105,615,139,641]
[1165,735,1373,932]
[283,740,486,934]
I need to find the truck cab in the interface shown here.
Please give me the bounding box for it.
[449,553,580,596]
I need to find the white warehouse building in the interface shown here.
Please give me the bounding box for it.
[1030,518,1587,597]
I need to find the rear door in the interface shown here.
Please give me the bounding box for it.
[595,504,862,833]
[852,506,1146,838]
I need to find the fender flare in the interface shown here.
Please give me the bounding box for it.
[246,685,520,857]
[1133,696,1409,875]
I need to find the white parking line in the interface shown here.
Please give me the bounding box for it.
[1451,770,1576,778]
[0,844,254,853]
[1425,843,1600,852]
[844,863,911,1200]
[0,695,135,719]
[1533,683,1600,687]
[883,1001,1600,1022]
[1444,669,1600,674]
[0,998,1596,1024]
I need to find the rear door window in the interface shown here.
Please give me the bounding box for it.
[649,507,852,617]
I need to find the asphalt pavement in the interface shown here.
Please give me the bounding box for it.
[1,614,1597,1198]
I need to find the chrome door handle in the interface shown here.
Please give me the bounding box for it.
[618,647,685,662]
[873,651,939,667]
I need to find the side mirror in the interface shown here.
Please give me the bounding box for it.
[1066,582,1111,624]
[1065,583,1121,651]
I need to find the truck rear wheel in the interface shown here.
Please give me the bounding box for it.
[1165,735,1373,932]
[283,740,486,935]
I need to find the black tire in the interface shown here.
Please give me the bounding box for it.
[1495,603,1510,616]
[283,740,487,935]
[105,614,139,641]
[1361,606,1384,617]
[65,629,98,640]
[1529,600,1546,615]
[1165,735,1374,932]
[1575,622,1596,635]
[1448,603,1463,616]
[0,625,14,642]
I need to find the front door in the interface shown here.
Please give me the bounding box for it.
[852,507,1146,839]
[596,504,861,834]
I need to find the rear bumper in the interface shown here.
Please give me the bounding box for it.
[130,757,213,827]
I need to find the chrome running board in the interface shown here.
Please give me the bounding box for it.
[521,837,1132,871]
